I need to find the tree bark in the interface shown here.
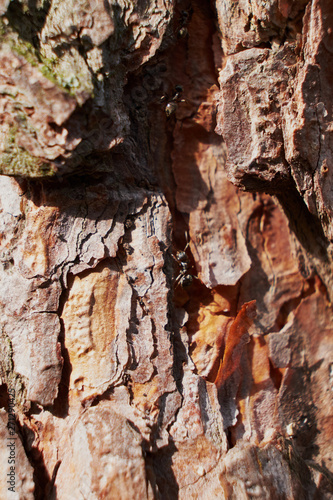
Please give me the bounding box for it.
[0,0,332,498]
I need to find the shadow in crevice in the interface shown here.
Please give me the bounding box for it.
[145,440,179,500]
[269,359,283,391]
[276,183,332,298]
[0,383,9,409]
[277,185,329,262]
[6,0,51,49]
[18,418,59,500]
[51,274,74,419]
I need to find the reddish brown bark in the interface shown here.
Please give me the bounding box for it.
[0,1,332,498]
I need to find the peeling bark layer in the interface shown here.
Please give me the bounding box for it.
[0,1,332,499]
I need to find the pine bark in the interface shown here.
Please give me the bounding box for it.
[0,1,332,498]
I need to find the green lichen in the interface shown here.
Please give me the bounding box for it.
[40,59,61,85]
[11,39,39,66]
[1,149,54,177]
[0,20,79,96]
[1,126,55,178]
[11,38,68,91]
[0,16,94,99]
[0,20,6,37]
[0,328,28,411]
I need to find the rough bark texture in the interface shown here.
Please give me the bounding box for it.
[0,0,332,499]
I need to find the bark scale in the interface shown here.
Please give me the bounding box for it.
[0,1,332,498]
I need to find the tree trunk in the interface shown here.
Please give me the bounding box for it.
[0,0,332,498]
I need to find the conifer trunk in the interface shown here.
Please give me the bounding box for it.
[0,1,332,498]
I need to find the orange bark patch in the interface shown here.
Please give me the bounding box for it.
[214,300,257,389]
[187,287,236,381]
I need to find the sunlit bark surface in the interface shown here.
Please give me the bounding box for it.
[0,1,332,498]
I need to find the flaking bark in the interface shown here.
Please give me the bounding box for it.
[0,1,332,499]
